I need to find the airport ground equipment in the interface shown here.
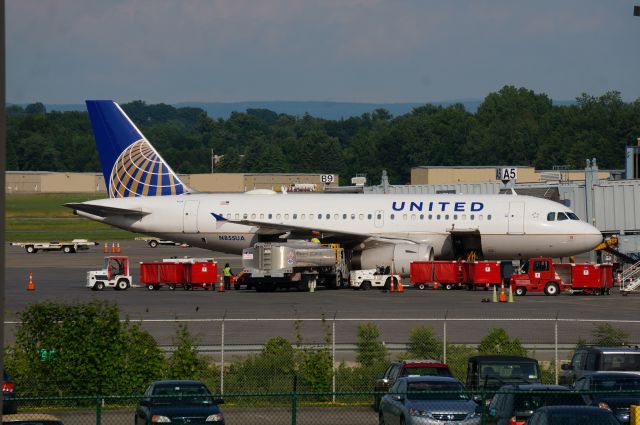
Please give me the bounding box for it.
[348,268,401,290]
[410,260,467,290]
[619,260,640,295]
[140,259,217,291]
[86,256,132,291]
[12,239,99,254]
[241,242,348,291]
[134,236,180,248]
[509,257,613,296]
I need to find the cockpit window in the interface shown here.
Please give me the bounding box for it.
[547,212,555,221]
[557,212,569,221]
[567,212,580,220]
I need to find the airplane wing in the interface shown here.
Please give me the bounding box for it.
[65,203,150,218]
[212,213,431,247]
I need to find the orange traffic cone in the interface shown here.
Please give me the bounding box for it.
[396,277,404,293]
[111,242,116,253]
[218,274,225,292]
[389,277,395,292]
[499,283,507,302]
[116,243,121,253]
[433,282,439,290]
[27,272,35,291]
[103,243,108,253]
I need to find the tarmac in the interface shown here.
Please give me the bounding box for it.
[5,241,640,353]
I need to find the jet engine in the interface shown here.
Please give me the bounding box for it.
[352,243,435,274]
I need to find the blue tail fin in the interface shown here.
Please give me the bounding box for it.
[85,100,189,198]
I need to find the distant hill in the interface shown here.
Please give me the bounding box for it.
[22,99,576,120]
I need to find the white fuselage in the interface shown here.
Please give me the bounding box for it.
[77,192,602,260]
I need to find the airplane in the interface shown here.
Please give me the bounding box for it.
[66,100,603,274]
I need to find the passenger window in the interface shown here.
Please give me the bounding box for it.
[403,214,407,220]
[293,214,297,219]
[479,215,483,221]
[351,214,356,220]
[235,213,240,219]
[268,213,273,219]
[445,214,449,220]
[462,214,466,220]
[326,214,330,219]
[377,213,382,220]
[470,215,474,220]
[259,214,264,219]
[301,214,305,219]
[334,214,339,220]
[436,214,441,220]
[318,214,322,219]
[390,214,395,220]
[276,214,281,219]
[547,212,555,221]
[343,214,347,219]
[453,214,458,220]
[557,212,568,221]
[284,214,289,220]
[487,214,492,220]
[226,214,231,219]
[428,214,433,220]
[359,214,364,220]
[251,213,256,219]
[411,214,416,220]
[367,214,372,220]
[419,214,424,220]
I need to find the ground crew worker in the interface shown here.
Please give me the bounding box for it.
[310,237,320,243]
[223,263,234,290]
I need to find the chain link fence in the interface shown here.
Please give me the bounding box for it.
[8,389,639,425]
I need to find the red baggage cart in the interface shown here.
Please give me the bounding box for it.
[465,261,502,290]
[140,260,217,291]
[411,261,466,290]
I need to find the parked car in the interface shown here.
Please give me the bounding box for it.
[573,372,640,424]
[135,380,224,425]
[466,356,541,399]
[524,405,621,425]
[3,369,17,414]
[374,359,453,411]
[487,384,585,425]
[378,376,481,425]
[2,414,63,425]
[560,347,640,385]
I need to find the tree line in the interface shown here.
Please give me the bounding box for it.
[8,86,640,185]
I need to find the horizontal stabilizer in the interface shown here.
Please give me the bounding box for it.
[65,203,150,218]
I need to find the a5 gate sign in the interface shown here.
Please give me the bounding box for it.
[496,167,518,182]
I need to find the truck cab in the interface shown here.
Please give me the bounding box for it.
[509,257,562,296]
[86,256,132,291]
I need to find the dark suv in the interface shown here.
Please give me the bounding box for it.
[560,347,640,385]
[466,355,541,400]
[573,372,640,424]
[373,359,452,411]
[3,369,17,414]
[487,384,585,425]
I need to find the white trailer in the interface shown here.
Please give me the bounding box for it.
[11,239,99,254]
[241,242,349,291]
[134,236,182,248]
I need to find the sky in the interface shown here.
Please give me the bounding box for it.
[7,0,640,104]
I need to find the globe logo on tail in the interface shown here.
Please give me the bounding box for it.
[109,139,186,197]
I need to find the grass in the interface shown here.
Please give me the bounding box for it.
[5,193,138,242]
